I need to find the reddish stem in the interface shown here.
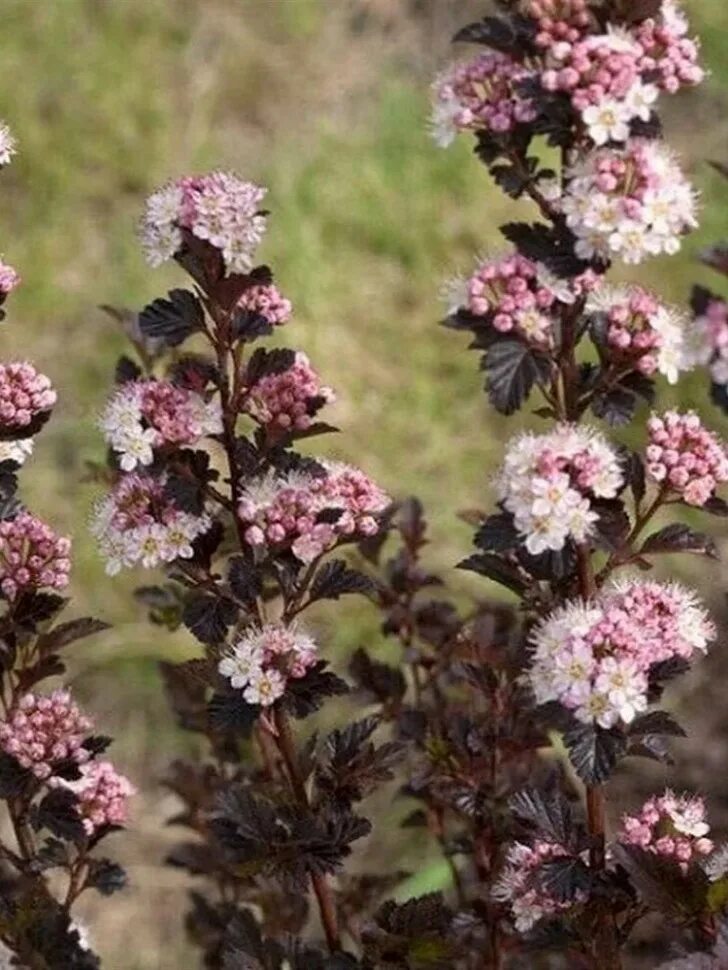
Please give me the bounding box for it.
[273,708,341,953]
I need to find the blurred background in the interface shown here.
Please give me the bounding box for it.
[0,0,726,965]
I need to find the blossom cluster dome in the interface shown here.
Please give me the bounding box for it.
[497,424,623,554]
[561,140,698,264]
[587,286,695,384]
[528,580,715,728]
[90,471,213,575]
[140,172,267,274]
[619,791,713,872]
[0,511,71,600]
[238,462,390,563]
[243,351,335,434]
[218,623,318,706]
[0,361,56,430]
[460,251,599,347]
[430,51,538,147]
[493,840,583,932]
[0,690,93,780]
[61,760,136,836]
[237,281,292,327]
[433,2,703,151]
[645,411,728,506]
[100,378,222,472]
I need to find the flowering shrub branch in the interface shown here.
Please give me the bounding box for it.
[0,126,132,969]
[94,173,395,965]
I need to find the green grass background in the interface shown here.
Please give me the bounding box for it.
[0,1,726,965]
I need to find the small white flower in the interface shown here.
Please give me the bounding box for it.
[219,644,265,689]
[625,81,659,122]
[582,100,631,146]
[244,668,286,706]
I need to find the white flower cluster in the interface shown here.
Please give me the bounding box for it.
[496,424,623,554]
[99,379,222,472]
[529,581,714,728]
[218,623,318,706]
[140,172,268,274]
[90,472,213,575]
[561,140,698,265]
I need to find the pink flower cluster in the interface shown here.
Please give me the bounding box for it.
[694,298,728,386]
[541,31,646,114]
[430,52,537,147]
[462,252,598,347]
[0,690,92,780]
[0,511,71,600]
[0,361,56,430]
[493,840,581,932]
[243,352,335,434]
[91,471,213,575]
[238,462,390,564]
[497,425,623,554]
[529,580,714,728]
[140,172,267,274]
[63,760,135,836]
[534,0,702,145]
[633,2,705,94]
[100,378,221,471]
[562,140,698,264]
[218,623,318,707]
[237,282,292,327]
[619,791,713,872]
[645,411,728,506]
[588,286,692,384]
[527,0,592,50]
[0,259,20,296]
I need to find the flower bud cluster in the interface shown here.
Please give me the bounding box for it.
[243,352,335,433]
[62,760,135,836]
[0,361,56,430]
[619,791,713,872]
[218,623,318,706]
[430,52,537,148]
[0,511,71,600]
[529,580,714,728]
[526,0,592,49]
[493,840,583,932]
[462,252,599,347]
[645,411,728,506]
[140,172,267,274]
[633,2,704,93]
[497,424,623,554]
[561,140,698,264]
[0,691,92,780]
[90,471,213,575]
[237,282,292,327]
[588,286,693,384]
[100,378,222,472]
[238,462,390,563]
[435,2,702,151]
